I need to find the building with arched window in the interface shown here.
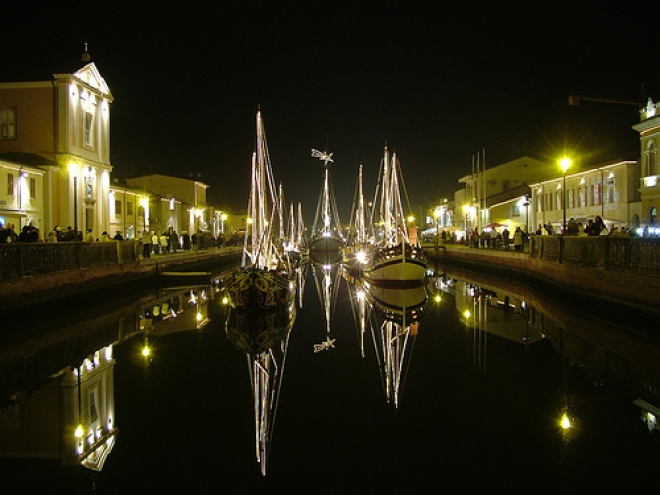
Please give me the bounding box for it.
[0,50,113,238]
[633,99,660,227]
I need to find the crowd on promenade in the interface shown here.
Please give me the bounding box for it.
[428,215,643,252]
[0,222,244,256]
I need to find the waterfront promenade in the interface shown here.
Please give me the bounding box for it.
[427,235,660,314]
[2,235,659,313]
[0,241,242,307]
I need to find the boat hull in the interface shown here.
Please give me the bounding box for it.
[224,267,295,354]
[363,242,427,287]
[309,234,343,265]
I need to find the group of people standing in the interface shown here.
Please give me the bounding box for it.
[469,226,525,251]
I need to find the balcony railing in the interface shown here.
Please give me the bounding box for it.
[0,241,140,279]
[530,236,660,275]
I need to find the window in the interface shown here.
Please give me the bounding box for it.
[512,205,521,216]
[593,184,600,206]
[7,173,13,195]
[29,178,36,199]
[555,191,562,211]
[115,199,122,215]
[568,189,574,209]
[127,202,133,216]
[578,186,586,207]
[0,108,16,140]
[84,112,94,146]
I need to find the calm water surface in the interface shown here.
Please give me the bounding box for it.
[2,263,659,494]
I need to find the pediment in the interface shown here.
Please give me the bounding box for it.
[72,63,113,100]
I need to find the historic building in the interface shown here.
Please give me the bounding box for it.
[454,156,551,232]
[529,160,641,232]
[633,98,660,226]
[0,51,113,238]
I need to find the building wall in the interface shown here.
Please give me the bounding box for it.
[530,160,639,231]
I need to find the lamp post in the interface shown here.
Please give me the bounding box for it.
[559,158,571,234]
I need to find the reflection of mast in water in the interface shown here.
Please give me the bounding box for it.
[345,275,370,358]
[365,282,428,408]
[311,260,342,340]
[224,291,296,476]
[248,330,292,476]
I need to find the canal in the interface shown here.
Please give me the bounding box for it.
[1,261,659,494]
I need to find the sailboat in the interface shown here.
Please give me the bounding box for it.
[363,144,427,287]
[308,149,344,265]
[223,108,296,476]
[344,163,374,274]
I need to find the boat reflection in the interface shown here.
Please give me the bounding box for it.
[223,275,297,476]
[344,272,429,408]
[310,259,342,344]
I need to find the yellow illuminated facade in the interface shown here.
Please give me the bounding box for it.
[0,56,114,236]
[633,98,660,227]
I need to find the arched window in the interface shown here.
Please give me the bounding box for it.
[647,141,656,176]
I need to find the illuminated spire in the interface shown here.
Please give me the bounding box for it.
[82,41,91,63]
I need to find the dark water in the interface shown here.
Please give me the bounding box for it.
[1,263,660,494]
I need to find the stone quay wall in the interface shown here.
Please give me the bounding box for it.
[429,235,660,312]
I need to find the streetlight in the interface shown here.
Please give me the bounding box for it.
[559,158,571,234]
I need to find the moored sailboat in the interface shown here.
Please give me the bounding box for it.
[309,149,344,265]
[223,108,295,476]
[363,144,427,287]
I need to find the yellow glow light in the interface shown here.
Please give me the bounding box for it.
[407,215,415,223]
[75,424,84,438]
[222,296,229,305]
[142,346,150,357]
[434,294,441,303]
[464,310,471,319]
[560,413,571,430]
[196,312,203,322]
[559,157,571,174]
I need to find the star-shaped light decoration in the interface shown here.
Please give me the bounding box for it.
[313,336,336,353]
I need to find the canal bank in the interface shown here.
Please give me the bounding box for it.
[0,247,242,309]
[428,242,660,316]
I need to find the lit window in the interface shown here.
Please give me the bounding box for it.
[0,108,16,140]
[115,199,122,215]
[84,112,94,146]
[7,173,13,195]
[29,177,36,199]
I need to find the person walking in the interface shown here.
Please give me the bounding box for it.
[514,226,523,251]
[160,232,169,253]
[502,227,510,249]
[151,231,159,255]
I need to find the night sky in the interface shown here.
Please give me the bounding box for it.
[1,2,656,222]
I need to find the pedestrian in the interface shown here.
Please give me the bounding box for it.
[170,231,179,253]
[113,231,124,241]
[101,231,110,242]
[514,226,523,251]
[142,231,152,258]
[502,227,510,249]
[84,228,94,242]
[160,232,169,253]
[151,231,159,255]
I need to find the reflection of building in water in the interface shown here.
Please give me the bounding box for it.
[0,345,117,471]
[143,287,211,336]
[441,269,660,409]
[634,399,660,433]
[451,276,543,346]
